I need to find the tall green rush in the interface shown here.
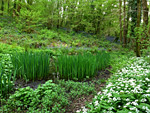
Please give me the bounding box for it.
[55,51,110,81]
[11,51,50,81]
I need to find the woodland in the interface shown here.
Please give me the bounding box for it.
[0,0,150,113]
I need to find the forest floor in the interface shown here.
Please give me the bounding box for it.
[2,18,148,113]
[14,67,111,113]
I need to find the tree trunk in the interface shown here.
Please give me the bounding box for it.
[8,0,10,13]
[142,0,148,25]
[123,0,127,47]
[13,0,17,16]
[57,1,60,29]
[136,0,141,57]
[17,0,21,15]
[142,0,149,49]
[1,0,4,15]
[126,1,130,43]
[129,1,137,50]
[119,0,122,43]
[27,0,33,5]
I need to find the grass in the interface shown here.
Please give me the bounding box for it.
[11,51,50,81]
[55,51,110,81]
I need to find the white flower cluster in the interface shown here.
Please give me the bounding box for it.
[77,57,150,113]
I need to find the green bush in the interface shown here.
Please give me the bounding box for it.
[55,51,110,80]
[11,51,50,81]
[0,43,24,54]
[2,80,69,113]
[39,29,59,39]
[0,79,98,112]
[16,7,42,33]
[57,80,96,99]
[7,87,38,110]
[35,80,68,112]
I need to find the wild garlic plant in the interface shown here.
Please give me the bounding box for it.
[77,57,150,113]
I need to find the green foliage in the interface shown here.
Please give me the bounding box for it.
[1,54,13,75]
[143,47,150,63]
[0,62,15,97]
[0,43,24,54]
[35,80,68,112]
[16,7,42,33]
[1,79,98,112]
[110,50,134,73]
[11,51,50,81]
[2,0,118,35]
[57,80,96,99]
[55,51,110,80]
[7,87,38,110]
[2,80,69,113]
[39,29,59,40]
[0,54,16,97]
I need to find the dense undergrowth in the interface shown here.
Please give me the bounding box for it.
[0,18,113,112]
[0,80,97,113]
[78,57,150,113]
[0,46,134,112]
[1,15,150,113]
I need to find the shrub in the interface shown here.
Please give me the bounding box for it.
[57,80,96,99]
[16,7,42,33]
[55,51,110,80]
[35,80,68,112]
[0,43,24,54]
[2,80,69,113]
[11,51,50,81]
[39,29,59,39]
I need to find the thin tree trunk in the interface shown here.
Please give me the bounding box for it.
[8,0,10,13]
[142,0,149,49]
[129,1,137,50]
[142,0,148,25]
[27,0,33,5]
[1,0,4,15]
[17,0,21,15]
[119,0,122,43]
[126,2,130,43]
[57,1,60,29]
[60,0,66,28]
[136,0,141,57]
[123,0,127,47]
[13,0,17,16]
